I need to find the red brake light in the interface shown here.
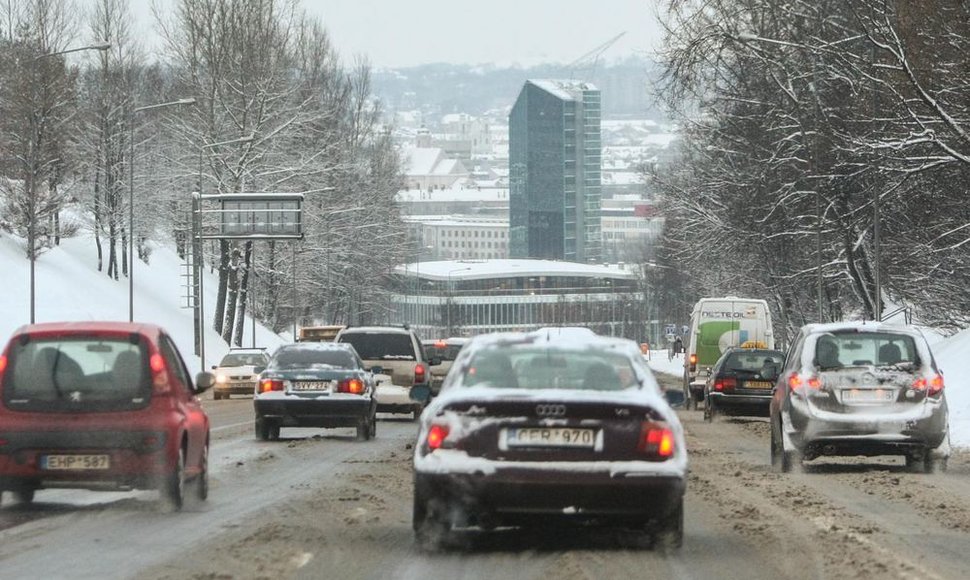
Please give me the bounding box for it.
[338,378,365,395]
[259,378,284,393]
[414,363,426,384]
[426,424,449,450]
[149,353,171,393]
[789,373,819,392]
[914,375,944,396]
[435,340,447,349]
[714,377,737,391]
[0,354,7,374]
[638,422,675,459]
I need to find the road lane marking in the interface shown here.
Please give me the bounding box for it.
[212,420,252,433]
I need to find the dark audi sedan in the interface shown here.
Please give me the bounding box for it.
[253,343,379,441]
[770,322,949,473]
[412,329,687,551]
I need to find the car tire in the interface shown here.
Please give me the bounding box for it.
[255,417,279,441]
[214,391,223,400]
[163,445,186,511]
[195,440,209,501]
[369,413,377,439]
[268,421,281,441]
[683,388,693,410]
[653,497,684,552]
[922,453,947,474]
[13,487,35,505]
[770,425,794,473]
[411,406,422,422]
[413,496,450,551]
[356,419,370,442]
[704,398,715,422]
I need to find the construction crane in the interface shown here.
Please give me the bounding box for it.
[568,31,627,82]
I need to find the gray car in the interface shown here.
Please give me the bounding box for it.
[770,322,949,473]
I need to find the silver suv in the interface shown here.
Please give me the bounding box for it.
[336,326,440,419]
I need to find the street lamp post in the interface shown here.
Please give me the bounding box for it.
[27,41,111,324]
[129,97,196,323]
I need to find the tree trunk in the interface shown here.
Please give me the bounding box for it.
[222,243,240,343]
[233,242,253,347]
[214,240,230,334]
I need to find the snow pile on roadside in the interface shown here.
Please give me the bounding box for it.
[931,329,970,447]
[647,350,685,378]
[0,231,287,374]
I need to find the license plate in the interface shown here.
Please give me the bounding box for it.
[42,454,110,470]
[291,381,333,392]
[842,389,894,403]
[744,380,773,389]
[506,428,596,448]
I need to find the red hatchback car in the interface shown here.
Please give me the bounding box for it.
[0,322,214,510]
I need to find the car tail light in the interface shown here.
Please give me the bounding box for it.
[689,353,697,372]
[414,363,426,385]
[788,372,820,393]
[0,354,7,374]
[259,378,284,393]
[638,422,675,459]
[338,378,365,395]
[714,376,737,391]
[913,375,944,397]
[426,424,449,450]
[149,353,172,394]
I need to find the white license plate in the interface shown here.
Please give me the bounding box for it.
[842,389,894,403]
[744,380,773,389]
[291,381,333,391]
[506,428,596,448]
[42,454,110,470]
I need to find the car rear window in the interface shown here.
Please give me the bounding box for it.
[3,336,151,412]
[723,351,785,375]
[270,347,358,370]
[220,353,267,367]
[815,331,919,370]
[338,333,416,361]
[461,347,638,391]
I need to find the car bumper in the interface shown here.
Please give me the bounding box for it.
[415,469,685,524]
[215,383,255,395]
[254,397,374,428]
[784,396,948,454]
[0,430,174,490]
[709,392,772,406]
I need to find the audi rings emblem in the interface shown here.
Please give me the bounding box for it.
[535,404,566,417]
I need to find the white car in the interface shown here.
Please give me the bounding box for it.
[211,348,270,400]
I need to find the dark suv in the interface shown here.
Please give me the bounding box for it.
[0,322,214,509]
[336,326,439,419]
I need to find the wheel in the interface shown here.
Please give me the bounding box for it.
[413,496,450,551]
[255,418,270,441]
[369,414,377,438]
[356,419,370,442]
[411,406,422,422]
[771,424,793,473]
[13,487,35,505]
[267,421,281,441]
[195,441,209,501]
[916,453,947,474]
[653,497,684,551]
[213,391,224,400]
[703,397,715,422]
[164,445,186,511]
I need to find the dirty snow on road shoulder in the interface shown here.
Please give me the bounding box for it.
[932,328,970,447]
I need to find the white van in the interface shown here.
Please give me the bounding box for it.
[683,297,774,407]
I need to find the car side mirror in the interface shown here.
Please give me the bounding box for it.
[369,365,384,375]
[195,371,216,393]
[210,365,217,370]
[663,388,685,408]
[410,384,431,403]
[429,357,442,367]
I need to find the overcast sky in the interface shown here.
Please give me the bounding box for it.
[126,0,664,68]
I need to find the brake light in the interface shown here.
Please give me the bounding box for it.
[414,363,426,385]
[0,354,7,374]
[259,378,284,393]
[638,422,675,459]
[338,378,365,394]
[714,377,737,391]
[788,372,820,392]
[426,424,449,450]
[435,340,447,349]
[149,353,171,393]
[913,375,944,396]
[689,353,697,372]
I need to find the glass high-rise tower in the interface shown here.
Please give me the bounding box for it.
[509,80,602,263]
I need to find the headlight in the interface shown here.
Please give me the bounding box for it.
[216,374,228,384]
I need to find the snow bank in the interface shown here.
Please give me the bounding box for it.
[647,350,685,379]
[0,231,286,374]
[932,329,970,447]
